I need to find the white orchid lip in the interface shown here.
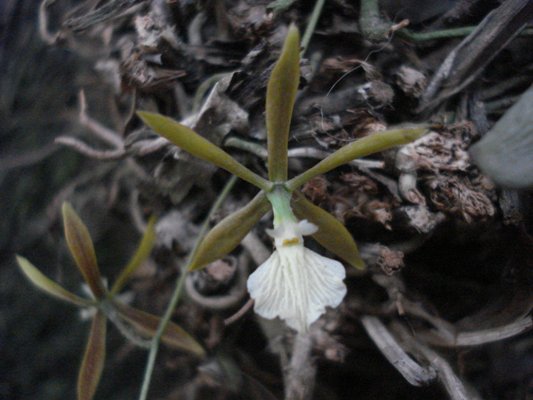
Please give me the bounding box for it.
[247,218,347,333]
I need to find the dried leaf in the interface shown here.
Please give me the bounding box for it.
[78,311,106,400]
[287,128,426,190]
[291,193,365,269]
[111,215,157,295]
[266,24,300,181]
[62,202,106,299]
[15,255,92,307]
[189,191,271,271]
[113,301,205,357]
[137,111,270,191]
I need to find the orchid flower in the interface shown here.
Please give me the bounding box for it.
[138,25,425,332]
[16,203,204,400]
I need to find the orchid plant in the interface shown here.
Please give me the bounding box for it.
[16,203,204,400]
[138,25,425,333]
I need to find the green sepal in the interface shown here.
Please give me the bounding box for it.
[287,128,426,190]
[189,191,271,271]
[137,111,271,191]
[62,202,107,299]
[266,24,300,182]
[113,301,205,357]
[291,192,365,270]
[78,310,106,400]
[15,255,93,307]
[111,215,157,295]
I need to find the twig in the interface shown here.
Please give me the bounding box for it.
[224,137,384,169]
[78,90,124,148]
[224,137,268,158]
[288,147,385,169]
[224,298,255,326]
[360,316,437,386]
[454,317,532,347]
[138,175,238,400]
[55,136,126,160]
[284,332,316,400]
[394,323,482,400]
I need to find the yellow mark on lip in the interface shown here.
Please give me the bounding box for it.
[282,237,300,246]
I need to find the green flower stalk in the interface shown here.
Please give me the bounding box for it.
[16,203,204,400]
[138,24,426,332]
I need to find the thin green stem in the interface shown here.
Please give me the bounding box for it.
[396,26,477,41]
[300,0,326,55]
[396,26,533,42]
[138,175,239,400]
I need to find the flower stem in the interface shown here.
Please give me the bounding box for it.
[138,175,238,400]
[300,0,326,55]
[267,184,297,227]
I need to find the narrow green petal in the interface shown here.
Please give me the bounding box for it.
[287,128,427,190]
[189,191,271,271]
[292,192,365,269]
[111,215,157,295]
[266,24,301,181]
[62,202,106,299]
[78,311,106,400]
[137,111,271,191]
[16,255,92,307]
[113,301,205,357]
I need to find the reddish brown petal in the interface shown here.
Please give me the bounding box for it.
[78,311,106,400]
[62,202,106,299]
[114,301,205,357]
